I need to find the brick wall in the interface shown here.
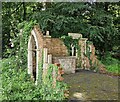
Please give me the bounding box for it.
[34,26,68,57]
[43,37,68,57]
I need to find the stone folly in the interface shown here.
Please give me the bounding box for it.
[27,25,104,84]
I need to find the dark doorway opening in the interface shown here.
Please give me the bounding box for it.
[32,35,37,81]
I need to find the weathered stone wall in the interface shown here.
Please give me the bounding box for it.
[31,25,106,75]
[53,57,76,74]
[43,37,68,57]
[34,26,68,57]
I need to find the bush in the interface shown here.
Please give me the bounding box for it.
[107,64,119,74]
[1,57,68,100]
[101,53,120,74]
[2,57,41,100]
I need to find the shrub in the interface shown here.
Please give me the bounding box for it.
[101,53,120,74]
[1,57,68,100]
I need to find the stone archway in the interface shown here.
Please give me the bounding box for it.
[28,30,39,84]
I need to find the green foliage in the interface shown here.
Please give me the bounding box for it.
[101,53,120,74]
[2,20,68,100]
[41,64,68,100]
[17,20,37,68]
[2,2,119,58]
[107,64,119,74]
[61,35,79,55]
[2,2,43,58]
[2,57,42,100]
[2,57,68,100]
[86,42,92,67]
[32,2,119,58]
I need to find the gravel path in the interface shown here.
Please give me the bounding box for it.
[63,70,119,101]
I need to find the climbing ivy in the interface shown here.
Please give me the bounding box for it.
[61,35,82,68]
[38,63,68,100]
[17,20,37,68]
[17,21,68,99]
[61,35,80,56]
[37,50,43,84]
[86,41,92,68]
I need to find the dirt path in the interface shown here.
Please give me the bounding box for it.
[63,70,119,101]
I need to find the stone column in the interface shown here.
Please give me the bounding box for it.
[35,48,40,85]
[48,54,52,64]
[43,48,48,71]
[84,39,87,55]
[46,31,49,36]
[52,68,56,88]
[81,42,84,69]
[28,49,33,74]
[43,48,48,63]
[43,48,48,83]
[28,36,33,74]
[71,44,75,56]
[89,45,92,52]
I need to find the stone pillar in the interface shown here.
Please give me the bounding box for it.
[81,42,84,69]
[46,31,49,36]
[79,38,88,69]
[35,49,40,85]
[71,44,75,56]
[48,54,52,64]
[52,68,56,88]
[43,48,48,83]
[89,45,92,52]
[28,49,33,74]
[28,36,33,74]
[43,48,48,63]
[84,39,87,55]
[43,48,48,74]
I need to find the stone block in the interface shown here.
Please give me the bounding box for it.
[68,33,82,39]
[53,57,76,74]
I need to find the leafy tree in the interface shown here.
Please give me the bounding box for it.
[32,2,119,58]
[2,2,43,58]
[2,2,119,58]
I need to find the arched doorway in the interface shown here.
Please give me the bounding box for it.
[28,30,39,84]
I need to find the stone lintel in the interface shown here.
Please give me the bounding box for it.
[68,33,82,39]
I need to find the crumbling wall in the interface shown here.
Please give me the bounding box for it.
[53,56,76,74]
[43,37,68,57]
[33,26,68,57]
[32,25,106,74]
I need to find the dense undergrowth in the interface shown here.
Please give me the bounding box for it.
[1,20,68,101]
[1,57,68,100]
[101,53,120,74]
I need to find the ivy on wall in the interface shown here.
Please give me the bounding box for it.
[17,21,68,100]
[61,35,79,56]
[86,41,92,66]
[17,20,37,68]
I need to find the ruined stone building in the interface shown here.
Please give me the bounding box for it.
[27,25,104,83]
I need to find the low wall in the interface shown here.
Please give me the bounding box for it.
[53,56,76,74]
